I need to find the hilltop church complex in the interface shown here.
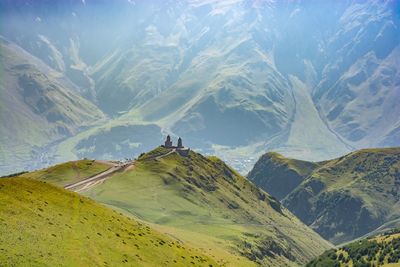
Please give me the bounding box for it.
[162,135,190,156]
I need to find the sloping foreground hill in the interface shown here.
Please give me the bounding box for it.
[36,147,332,266]
[248,148,400,245]
[0,177,217,266]
[307,228,400,267]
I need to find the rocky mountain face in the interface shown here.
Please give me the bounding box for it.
[248,147,400,245]
[0,0,399,175]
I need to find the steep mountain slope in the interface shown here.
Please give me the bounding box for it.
[307,228,400,267]
[41,147,332,266]
[0,38,105,175]
[0,177,217,266]
[249,147,400,245]
[313,1,400,149]
[247,152,321,200]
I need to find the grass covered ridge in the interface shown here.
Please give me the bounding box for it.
[0,177,217,267]
[307,229,400,267]
[248,151,321,200]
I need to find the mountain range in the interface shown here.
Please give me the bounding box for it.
[2,1,400,266]
[1,0,400,175]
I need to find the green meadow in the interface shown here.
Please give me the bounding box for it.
[0,177,217,267]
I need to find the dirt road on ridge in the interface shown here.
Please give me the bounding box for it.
[64,149,177,193]
[64,161,133,192]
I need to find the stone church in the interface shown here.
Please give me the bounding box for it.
[162,135,189,156]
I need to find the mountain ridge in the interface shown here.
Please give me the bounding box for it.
[248,147,400,245]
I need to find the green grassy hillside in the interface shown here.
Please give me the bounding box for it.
[307,228,400,267]
[17,159,111,187]
[249,147,400,245]
[248,152,321,200]
[0,177,217,267]
[44,147,332,266]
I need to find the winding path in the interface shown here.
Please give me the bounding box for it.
[64,161,133,192]
[64,149,177,193]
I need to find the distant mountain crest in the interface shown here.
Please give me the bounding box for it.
[1,0,399,174]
